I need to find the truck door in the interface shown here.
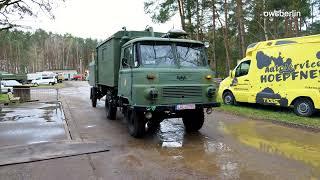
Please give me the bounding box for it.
[118,45,133,101]
[231,60,251,102]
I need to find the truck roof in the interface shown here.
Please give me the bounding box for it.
[97,30,165,48]
[97,30,205,48]
[124,37,204,46]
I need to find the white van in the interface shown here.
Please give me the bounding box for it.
[31,76,57,86]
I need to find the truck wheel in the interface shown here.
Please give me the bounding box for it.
[127,110,146,138]
[105,98,117,120]
[147,116,162,132]
[293,98,315,117]
[90,88,97,108]
[182,109,204,133]
[223,91,235,105]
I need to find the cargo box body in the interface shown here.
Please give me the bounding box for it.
[94,31,164,87]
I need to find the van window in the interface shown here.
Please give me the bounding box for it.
[235,60,251,77]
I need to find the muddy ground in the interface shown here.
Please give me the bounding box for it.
[0,81,319,180]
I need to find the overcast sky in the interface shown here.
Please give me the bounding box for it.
[18,0,181,40]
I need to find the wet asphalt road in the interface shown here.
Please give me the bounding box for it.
[0,102,67,147]
[0,81,319,180]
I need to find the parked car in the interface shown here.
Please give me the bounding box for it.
[2,80,22,87]
[31,76,57,86]
[57,73,64,83]
[72,74,83,81]
[1,84,13,93]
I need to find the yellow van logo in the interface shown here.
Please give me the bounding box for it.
[257,51,320,83]
[263,98,280,104]
[256,87,288,106]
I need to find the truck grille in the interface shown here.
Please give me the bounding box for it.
[162,86,202,98]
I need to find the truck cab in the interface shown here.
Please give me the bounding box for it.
[89,29,220,138]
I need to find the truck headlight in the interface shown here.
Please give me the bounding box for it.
[144,88,158,100]
[207,86,215,98]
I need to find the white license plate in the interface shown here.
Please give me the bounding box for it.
[176,104,196,110]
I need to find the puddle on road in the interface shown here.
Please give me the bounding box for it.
[131,118,241,179]
[222,120,320,177]
[0,102,67,147]
[126,117,320,179]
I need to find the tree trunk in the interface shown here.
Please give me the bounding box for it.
[236,0,245,57]
[263,0,268,40]
[212,0,217,76]
[196,0,200,40]
[177,0,186,30]
[294,16,299,36]
[186,0,193,38]
[223,0,231,75]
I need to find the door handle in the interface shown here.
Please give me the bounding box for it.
[244,79,249,82]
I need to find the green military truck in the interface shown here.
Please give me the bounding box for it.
[89,28,220,138]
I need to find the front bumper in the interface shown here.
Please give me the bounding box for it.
[132,102,221,112]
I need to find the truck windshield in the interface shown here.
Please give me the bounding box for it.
[139,42,207,68]
[176,43,206,67]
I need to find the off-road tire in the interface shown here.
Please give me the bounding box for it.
[182,109,204,133]
[147,116,162,132]
[105,98,117,120]
[223,91,235,105]
[90,88,97,108]
[127,109,146,138]
[293,98,315,117]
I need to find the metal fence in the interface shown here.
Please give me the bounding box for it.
[12,88,59,103]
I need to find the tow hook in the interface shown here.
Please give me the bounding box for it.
[206,108,213,114]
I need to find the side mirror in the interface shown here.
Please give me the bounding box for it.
[229,70,235,78]
[122,58,130,68]
[204,42,210,48]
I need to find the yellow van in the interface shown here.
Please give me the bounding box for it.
[218,34,320,116]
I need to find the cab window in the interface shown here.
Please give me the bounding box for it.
[133,45,139,68]
[122,46,132,68]
[235,60,251,77]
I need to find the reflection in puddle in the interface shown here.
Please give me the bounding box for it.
[158,118,184,148]
[86,125,96,128]
[152,118,239,178]
[162,141,182,148]
[223,120,320,176]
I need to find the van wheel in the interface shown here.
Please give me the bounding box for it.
[126,109,145,138]
[90,88,97,108]
[223,91,235,105]
[182,109,204,133]
[105,98,117,120]
[294,98,315,117]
